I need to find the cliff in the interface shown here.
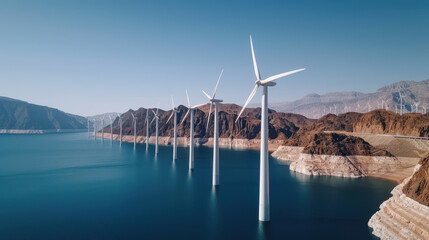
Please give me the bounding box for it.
[403,155,429,206]
[368,158,429,239]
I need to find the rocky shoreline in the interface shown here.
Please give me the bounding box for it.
[272,146,418,182]
[97,133,283,152]
[368,163,429,239]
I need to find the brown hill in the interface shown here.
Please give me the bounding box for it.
[302,132,393,156]
[403,155,429,206]
[353,110,429,137]
[106,104,314,140]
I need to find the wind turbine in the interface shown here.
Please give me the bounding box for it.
[166,97,178,160]
[117,113,123,146]
[202,69,224,186]
[87,119,90,140]
[181,90,204,170]
[101,116,105,143]
[399,92,404,116]
[131,113,137,148]
[93,120,97,141]
[151,106,160,156]
[235,36,305,222]
[109,115,113,144]
[415,102,420,113]
[145,109,150,151]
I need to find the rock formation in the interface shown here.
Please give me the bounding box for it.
[368,156,429,239]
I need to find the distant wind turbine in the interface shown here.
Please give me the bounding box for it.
[202,69,224,186]
[93,120,97,141]
[101,116,105,143]
[131,113,137,148]
[145,109,150,151]
[151,106,160,156]
[235,36,305,222]
[87,119,90,140]
[166,97,178,160]
[415,102,420,113]
[109,115,113,144]
[181,90,204,170]
[117,113,123,146]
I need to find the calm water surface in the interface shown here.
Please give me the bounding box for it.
[0,133,395,239]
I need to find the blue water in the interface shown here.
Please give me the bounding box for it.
[0,133,395,240]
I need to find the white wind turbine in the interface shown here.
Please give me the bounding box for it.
[202,69,224,186]
[235,36,305,222]
[166,97,178,160]
[399,92,404,116]
[87,119,90,140]
[117,113,123,146]
[131,113,137,148]
[145,109,150,151]
[109,115,113,144]
[102,116,105,143]
[415,102,420,113]
[181,90,205,170]
[93,120,97,141]
[150,106,160,156]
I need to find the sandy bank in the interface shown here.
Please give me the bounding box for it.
[271,145,419,183]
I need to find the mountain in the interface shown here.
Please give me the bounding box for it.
[0,96,87,131]
[105,104,314,141]
[272,79,429,118]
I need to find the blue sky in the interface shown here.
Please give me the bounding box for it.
[0,0,428,116]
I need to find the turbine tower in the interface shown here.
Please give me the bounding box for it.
[109,115,113,144]
[93,120,97,141]
[399,92,404,116]
[145,109,150,151]
[235,36,305,222]
[101,116,105,143]
[166,97,178,160]
[131,113,137,148]
[151,107,160,156]
[415,102,420,113]
[202,69,224,186]
[87,119,90,139]
[182,90,204,170]
[117,113,123,146]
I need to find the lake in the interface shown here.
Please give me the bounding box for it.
[0,133,395,239]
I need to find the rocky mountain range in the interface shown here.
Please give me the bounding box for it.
[271,79,429,118]
[0,96,87,131]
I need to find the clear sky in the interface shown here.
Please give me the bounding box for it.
[1,0,428,116]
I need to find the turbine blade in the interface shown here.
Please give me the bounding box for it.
[250,35,261,81]
[186,90,190,107]
[181,110,190,125]
[235,84,259,122]
[206,102,213,129]
[171,96,175,109]
[202,90,211,100]
[150,117,156,125]
[212,69,224,98]
[167,111,174,123]
[152,109,156,116]
[260,68,306,84]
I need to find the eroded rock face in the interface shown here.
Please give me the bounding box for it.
[353,110,429,137]
[302,132,393,157]
[403,155,429,206]
[368,163,429,240]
